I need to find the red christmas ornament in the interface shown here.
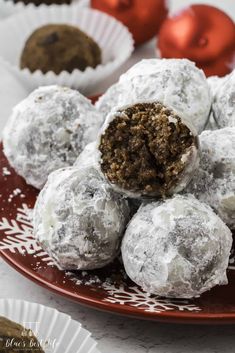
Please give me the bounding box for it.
[157,4,235,77]
[91,0,168,45]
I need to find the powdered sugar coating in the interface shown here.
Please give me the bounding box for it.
[206,75,232,130]
[3,85,104,189]
[213,71,235,128]
[74,141,100,171]
[34,166,130,270]
[122,195,232,299]
[95,81,126,118]
[207,75,230,98]
[185,128,235,229]
[96,59,211,133]
[74,143,143,216]
[96,103,199,199]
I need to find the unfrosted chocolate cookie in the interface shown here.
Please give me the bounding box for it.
[20,24,101,74]
[0,316,44,353]
[12,0,70,5]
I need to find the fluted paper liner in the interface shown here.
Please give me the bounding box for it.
[0,299,100,353]
[0,5,134,95]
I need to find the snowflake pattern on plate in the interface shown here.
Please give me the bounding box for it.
[0,204,54,265]
[103,284,201,313]
[0,204,204,314]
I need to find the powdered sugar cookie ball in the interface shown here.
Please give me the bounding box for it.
[122,195,232,299]
[213,71,235,128]
[96,59,211,133]
[97,102,199,198]
[34,166,130,270]
[185,128,235,229]
[3,85,103,189]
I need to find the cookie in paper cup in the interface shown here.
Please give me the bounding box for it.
[0,5,134,95]
[0,299,100,353]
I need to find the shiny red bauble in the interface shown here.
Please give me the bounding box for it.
[157,4,235,77]
[91,0,168,45]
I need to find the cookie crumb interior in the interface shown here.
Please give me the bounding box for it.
[99,102,196,196]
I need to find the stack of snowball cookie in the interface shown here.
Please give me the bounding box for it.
[3,58,235,299]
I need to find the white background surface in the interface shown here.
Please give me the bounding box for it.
[0,1,235,352]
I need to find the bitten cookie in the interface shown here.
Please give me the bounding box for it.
[97,102,199,198]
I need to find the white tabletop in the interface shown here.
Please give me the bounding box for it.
[1,1,235,352]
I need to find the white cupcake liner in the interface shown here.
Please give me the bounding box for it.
[0,5,134,95]
[0,0,88,19]
[0,299,100,353]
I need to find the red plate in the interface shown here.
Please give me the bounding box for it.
[0,144,235,324]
